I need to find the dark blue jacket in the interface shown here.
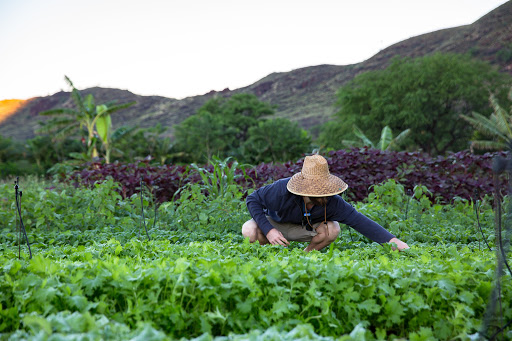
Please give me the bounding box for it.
[246,177,395,244]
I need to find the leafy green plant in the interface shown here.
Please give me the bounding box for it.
[342,125,411,151]
[497,44,512,63]
[190,156,249,198]
[95,106,113,163]
[322,53,511,154]
[1,176,509,340]
[461,86,512,151]
[242,118,312,163]
[172,93,278,164]
[1,238,509,339]
[37,76,135,161]
[168,157,252,233]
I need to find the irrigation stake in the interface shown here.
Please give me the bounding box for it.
[152,199,158,231]
[474,188,492,252]
[139,176,151,241]
[404,188,412,221]
[14,177,32,259]
[15,183,20,258]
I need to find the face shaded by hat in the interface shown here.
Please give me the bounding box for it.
[286,155,348,197]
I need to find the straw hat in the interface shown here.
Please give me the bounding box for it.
[287,155,348,197]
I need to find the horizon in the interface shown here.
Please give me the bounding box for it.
[0,0,509,101]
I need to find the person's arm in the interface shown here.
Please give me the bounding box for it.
[334,197,409,250]
[344,210,395,243]
[245,179,288,236]
[246,189,276,236]
[245,181,290,246]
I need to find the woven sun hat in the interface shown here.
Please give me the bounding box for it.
[287,155,348,197]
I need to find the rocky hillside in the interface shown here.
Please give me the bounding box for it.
[1,1,511,141]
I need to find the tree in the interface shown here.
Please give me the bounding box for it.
[172,111,237,163]
[106,124,174,164]
[217,93,275,142]
[25,136,57,169]
[25,136,82,170]
[461,87,512,151]
[172,94,275,163]
[342,125,411,151]
[320,53,511,155]
[37,76,135,162]
[241,118,311,164]
[0,135,20,162]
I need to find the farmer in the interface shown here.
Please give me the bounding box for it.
[242,154,409,252]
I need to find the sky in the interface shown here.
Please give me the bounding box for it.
[0,0,509,101]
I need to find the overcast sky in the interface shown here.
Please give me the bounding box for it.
[0,0,509,101]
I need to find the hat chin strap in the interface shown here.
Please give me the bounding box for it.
[302,197,329,237]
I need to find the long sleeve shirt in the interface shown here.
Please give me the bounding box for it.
[246,177,395,244]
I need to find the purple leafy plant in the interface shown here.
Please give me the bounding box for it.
[66,148,507,203]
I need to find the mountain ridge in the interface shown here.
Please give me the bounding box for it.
[1,1,511,141]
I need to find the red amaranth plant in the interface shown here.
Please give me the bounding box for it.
[66,148,507,203]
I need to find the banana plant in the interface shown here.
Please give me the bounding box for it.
[96,105,112,163]
[342,125,411,151]
[38,76,135,162]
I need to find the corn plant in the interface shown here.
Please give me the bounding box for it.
[190,156,250,199]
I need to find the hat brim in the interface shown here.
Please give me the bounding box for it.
[287,173,348,197]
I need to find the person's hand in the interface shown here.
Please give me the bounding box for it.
[266,228,290,247]
[388,237,409,251]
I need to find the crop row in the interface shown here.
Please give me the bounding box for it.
[1,238,510,340]
[64,149,508,203]
[0,177,509,340]
[0,178,497,245]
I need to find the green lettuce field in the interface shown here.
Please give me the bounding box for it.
[1,177,511,340]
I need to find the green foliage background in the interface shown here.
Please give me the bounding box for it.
[318,53,512,155]
[2,53,512,178]
[172,94,312,164]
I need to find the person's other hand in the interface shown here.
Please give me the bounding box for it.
[266,228,289,247]
[388,237,409,251]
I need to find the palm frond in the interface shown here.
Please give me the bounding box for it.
[103,100,119,107]
[64,75,75,88]
[65,76,87,116]
[54,125,81,139]
[105,101,136,114]
[461,113,508,140]
[47,116,77,123]
[38,117,77,128]
[37,123,79,139]
[111,126,137,141]
[39,108,79,117]
[489,94,512,137]
[36,119,78,135]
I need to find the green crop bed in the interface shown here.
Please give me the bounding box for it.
[0,178,511,340]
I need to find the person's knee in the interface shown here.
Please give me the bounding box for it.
[242,219,258,242]
[326,221,340,242]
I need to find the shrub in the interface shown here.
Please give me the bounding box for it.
[326,148,507,203]
[65,148,507,204]
[67,160,188,202]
